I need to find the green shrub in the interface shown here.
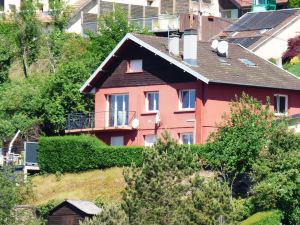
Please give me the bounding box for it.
[240,210,282,225]
[38,135,143,173]
[38,135,208,173]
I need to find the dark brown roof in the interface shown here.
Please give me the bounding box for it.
[133,34,300,90]
[221,9,300,50]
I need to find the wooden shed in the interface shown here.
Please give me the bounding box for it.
[48,200,102,225]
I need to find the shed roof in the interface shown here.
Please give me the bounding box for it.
[81,33,300,93]
[50,200,102,216]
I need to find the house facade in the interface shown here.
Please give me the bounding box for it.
[66,31,300,146]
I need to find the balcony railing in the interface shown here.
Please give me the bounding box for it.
[65,111,137,132]
[130,14,179,32]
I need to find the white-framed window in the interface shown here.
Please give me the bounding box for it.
[111,136,124,146]
[144,134,157,146]
[146,92,159,112]
[179,89,195,110]
[274,94,288,115]
[127,59,143,73]
[180,133,194,145]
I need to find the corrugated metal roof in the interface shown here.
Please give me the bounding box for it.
[225,9,297,32]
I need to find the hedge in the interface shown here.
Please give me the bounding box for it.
[38,135,208,173]
[240,210,282,225]
[38,135,144,173]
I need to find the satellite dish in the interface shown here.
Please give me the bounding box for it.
[217,41,229,56]
[211,40,219,51]
[131,118,139,129]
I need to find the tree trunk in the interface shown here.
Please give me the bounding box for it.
[22,48,29,78]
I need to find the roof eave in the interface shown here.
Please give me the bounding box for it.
[80,33,210,93]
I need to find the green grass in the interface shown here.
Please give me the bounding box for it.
[29,167,126,206]
[284,62,300,77]
[240,210,282,225]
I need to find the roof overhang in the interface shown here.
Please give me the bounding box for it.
[80,33,209,93]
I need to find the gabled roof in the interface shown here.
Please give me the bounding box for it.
[225,9,298,32]
[221,9,300,50]
[81,33,300,93]
[49,200,102,216]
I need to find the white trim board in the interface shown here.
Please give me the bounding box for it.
[80,33,209,93]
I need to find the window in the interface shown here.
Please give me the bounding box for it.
[179,89,195,109]
[146,92,159,112]
[274,94,288,115]
[111,136,124,146]
[180,133,194,145]
[108,94,129,127]
[144,134,157,146]
[127,59,143,73]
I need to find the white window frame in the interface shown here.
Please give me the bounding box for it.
[127,59,143,73]
[274,94,288,116]
[111,136,124,146]
[144,134,157,147]
[146,92,159,112]
[180,133,194,145]
[179,89,196,110]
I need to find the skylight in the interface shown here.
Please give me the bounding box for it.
[239,58,256,67]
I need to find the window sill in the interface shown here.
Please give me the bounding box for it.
[141,111,158,115]
[174,109,195,114]
[274,113,288,117]
[125,71,143,74]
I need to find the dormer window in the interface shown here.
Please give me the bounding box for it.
[127,59,143,73]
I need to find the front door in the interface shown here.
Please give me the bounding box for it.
[108,94,129,127]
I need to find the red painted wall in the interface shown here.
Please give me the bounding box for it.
[93,81,300,145]
[95,82,197,145]
[201,83,300,142]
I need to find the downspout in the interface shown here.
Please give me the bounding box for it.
[8,130,21,154]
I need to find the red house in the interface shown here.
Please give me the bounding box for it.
[66,30,300,146]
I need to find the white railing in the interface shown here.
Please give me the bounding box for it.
[130,14,179,32]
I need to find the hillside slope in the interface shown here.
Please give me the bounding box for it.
[30,168,125,205]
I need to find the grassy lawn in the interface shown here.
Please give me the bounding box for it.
[285,62,300,77]
[30,167,126,205]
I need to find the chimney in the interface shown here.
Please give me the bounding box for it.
[183,29,198,66]
[168,34,180,56]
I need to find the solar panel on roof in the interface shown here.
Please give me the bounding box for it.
[229,36,262,48]
[225,10,296,32]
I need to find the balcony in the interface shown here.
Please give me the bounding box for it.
[65,111,137,133]
[130,14,179,32]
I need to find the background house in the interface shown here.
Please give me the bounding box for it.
[65,31,300,146]
[218,9,300,62]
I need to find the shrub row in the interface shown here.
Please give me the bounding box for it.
[38,135,144,173]
[38,135,207,173]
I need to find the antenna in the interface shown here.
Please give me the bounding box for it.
[211,40,218,51]
[217,41,229,57]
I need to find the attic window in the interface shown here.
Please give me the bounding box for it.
[239,58,256,67]
[127,59,143,73]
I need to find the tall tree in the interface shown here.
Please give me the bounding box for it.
[15,0,42,77]
[0,21,17,83]
[204,93,277,192]
[0,166,20,224]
